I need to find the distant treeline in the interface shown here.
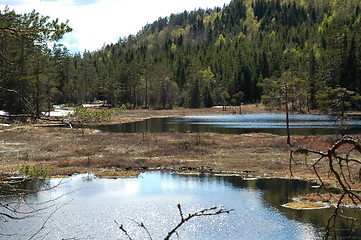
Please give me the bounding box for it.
[1,0,361,114]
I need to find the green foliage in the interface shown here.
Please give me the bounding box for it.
[316,87,361,118]
[221,91,230,103]
[231,91,244,106]
[259,70,309,111]
[69,106,124,123]
[0,7,72,114]
[119,104,128,111]
[185,65,216,108]
[19,165,48,178]
[2,0,361,113]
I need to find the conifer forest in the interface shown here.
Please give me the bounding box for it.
[1,0,361,114]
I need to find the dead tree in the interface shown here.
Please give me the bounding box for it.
[116,204,233,240]
[290,136,361,239]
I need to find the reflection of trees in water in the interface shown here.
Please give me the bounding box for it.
[221,173,361,239]
[291,136,361,239]
[1,169,360,239]
[95,114,361,136]
[221,176,312,204]
[0,178,68,239]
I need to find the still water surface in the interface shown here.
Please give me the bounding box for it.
[95,114,361,135]
[2,172,360,239]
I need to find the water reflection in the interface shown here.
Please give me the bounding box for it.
[93,114,361,135]
[2,172,360,239]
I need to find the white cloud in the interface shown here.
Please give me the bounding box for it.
[1,0,230,53]
[1,0,31,6]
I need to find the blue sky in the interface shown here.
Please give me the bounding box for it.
[1,0,231,53]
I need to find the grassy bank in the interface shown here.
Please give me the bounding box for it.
[1,106,361,207]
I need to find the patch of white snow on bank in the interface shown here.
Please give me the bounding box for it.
[0,110,9,115]
[42,105,73,117]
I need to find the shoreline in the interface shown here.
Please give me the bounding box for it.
[1,105,361,207]
[1,105,360,183]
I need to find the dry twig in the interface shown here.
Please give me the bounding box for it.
[116,204,233,240]
[290,136,361,239]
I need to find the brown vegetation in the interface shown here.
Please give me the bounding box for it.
[0,105,357,183]
[282,201,329,210]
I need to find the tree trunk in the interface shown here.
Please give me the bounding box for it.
[285,84,291,146]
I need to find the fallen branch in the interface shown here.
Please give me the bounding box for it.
[0,114,73,128]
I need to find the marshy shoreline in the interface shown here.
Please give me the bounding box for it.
[1,105,360,196]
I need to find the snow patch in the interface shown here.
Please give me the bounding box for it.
[0,110,9,115]
[42,105,73,117]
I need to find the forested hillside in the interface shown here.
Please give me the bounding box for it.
[1,0,361,114]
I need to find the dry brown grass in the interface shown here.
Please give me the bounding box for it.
[1,106,361,212]
[0,106,360,189]
[296,192,361,205]
[283,201,329,209]
[0,123,343,181]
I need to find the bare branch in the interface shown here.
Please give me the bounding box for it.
[290,136,361,239]
[164,205,233,240]
[28,201,69,240]
[129,219,153,240]
[115,220,132,240]
[177,203,184,221]
[0,87,34,114]
[116,204,233,240]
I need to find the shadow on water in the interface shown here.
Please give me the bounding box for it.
[2,172,359,239]
[220,175,361,240]
[189,174,361,239]
[88,114,361,136]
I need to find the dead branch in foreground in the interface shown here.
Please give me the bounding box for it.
[290,136,361,239]
[0,178,71,239]
[116,204,233,240]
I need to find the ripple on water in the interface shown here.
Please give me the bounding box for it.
[1,172,358,239]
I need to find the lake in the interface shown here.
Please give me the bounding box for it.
[93,113,361,135]
[1,172,360,239]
